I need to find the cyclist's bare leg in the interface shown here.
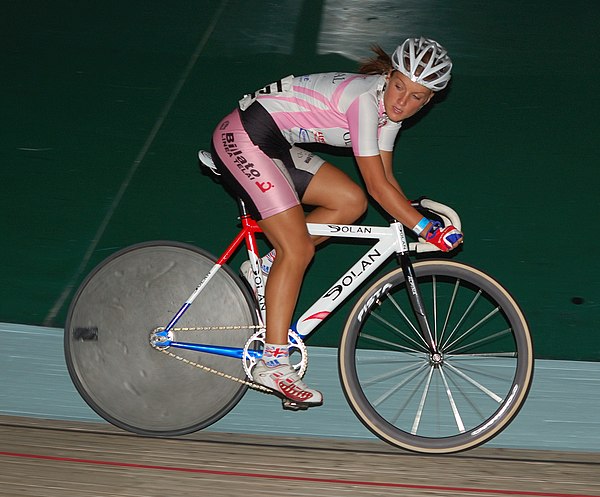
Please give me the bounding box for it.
[253,162,365,344]
[254,206,323,407]
[302,162,368,245]
[257,205,314,345]
[251,162,365,274]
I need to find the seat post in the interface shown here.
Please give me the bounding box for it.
[237,198,249,218]
[238,197,252,218]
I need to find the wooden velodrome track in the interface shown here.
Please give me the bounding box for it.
[2,324,600,496]
[1,415,599,497]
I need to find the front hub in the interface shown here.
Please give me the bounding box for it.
[430,351,444,367]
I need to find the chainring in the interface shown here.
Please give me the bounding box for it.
[242,329,308,379]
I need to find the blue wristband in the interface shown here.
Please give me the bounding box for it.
[412,217,430,236]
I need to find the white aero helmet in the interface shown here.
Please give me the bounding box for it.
[392,37,452,91]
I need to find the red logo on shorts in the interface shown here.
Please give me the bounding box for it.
[256,181,275,192]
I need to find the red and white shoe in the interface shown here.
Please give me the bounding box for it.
[252,360,323,409]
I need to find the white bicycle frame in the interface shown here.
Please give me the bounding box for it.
[152,198,461,355]
[295,199,460,339]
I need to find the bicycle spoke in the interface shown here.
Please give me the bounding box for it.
[439,277,461,344]
[448,327,512,355]
[444,359,515,387]
[369,310,430,353]
[387,294,430,350]
[363,361,425,387]
[361,332,424,354]
[372,362,429,407]
[357,355,423,366]
[433,275,438,344]
[443,361,503,403]
[449,351,517,358]
[439,367,466,433]
[441,288,482,350]
[411,367,435,434]
[443,366,488,421]
[386,370,431,425]
[444,306,500,352]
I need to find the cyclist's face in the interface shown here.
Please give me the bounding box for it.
[383,71,433,122]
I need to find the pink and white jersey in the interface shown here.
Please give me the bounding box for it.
[238,73,402,157]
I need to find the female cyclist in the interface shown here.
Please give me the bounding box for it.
[210,37,462,408]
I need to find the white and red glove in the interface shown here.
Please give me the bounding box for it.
[425,221,463,252]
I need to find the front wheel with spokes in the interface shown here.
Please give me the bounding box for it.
[339,259,534,454]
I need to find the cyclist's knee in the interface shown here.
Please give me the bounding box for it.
[341,185,368,220]
[279,237,314,269]
[294,237,315,267]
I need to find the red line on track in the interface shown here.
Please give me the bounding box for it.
[0,451,596,497]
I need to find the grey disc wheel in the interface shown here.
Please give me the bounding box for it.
[64,241,258,436]
[339,260,534,454]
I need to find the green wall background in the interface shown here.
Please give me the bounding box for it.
[2,0,598,359]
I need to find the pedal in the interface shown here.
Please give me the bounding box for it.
[281,398,322,411]
[282,398,310,411]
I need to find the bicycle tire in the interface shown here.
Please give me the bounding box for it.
[64,241,258,436]
[339,259,533,454]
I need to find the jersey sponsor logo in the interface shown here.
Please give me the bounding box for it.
[298,128,310,142]
[298,150,316,164]
[331,72,346,84]
[313,130,326,143]
[343,131,352,146]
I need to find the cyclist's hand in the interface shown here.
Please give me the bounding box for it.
[425,222,463,252]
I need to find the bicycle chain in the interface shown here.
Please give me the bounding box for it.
[150,325,274,394]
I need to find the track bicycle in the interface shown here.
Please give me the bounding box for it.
[64,153,534,454]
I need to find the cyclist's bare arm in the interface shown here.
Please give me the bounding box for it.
[355,154,421,228]
[357,153,463,252]
[380,150,407,197]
